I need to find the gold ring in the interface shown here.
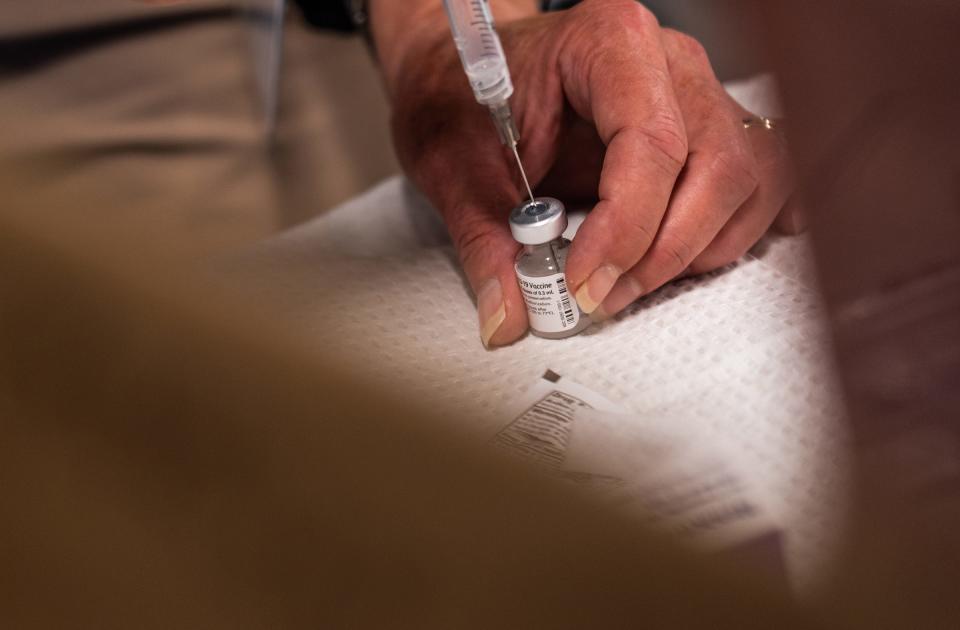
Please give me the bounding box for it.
[742,116,780,131]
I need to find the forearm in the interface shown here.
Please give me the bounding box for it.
[368,0,540,96]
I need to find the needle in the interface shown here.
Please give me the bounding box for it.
[511,143,536,204]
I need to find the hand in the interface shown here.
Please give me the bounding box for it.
[374,0,801,346]
[584,26,803,319]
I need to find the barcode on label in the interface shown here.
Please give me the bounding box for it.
[556,277,575,326]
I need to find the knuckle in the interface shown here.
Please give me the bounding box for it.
[654,233,696,272]
[639,118,689,176]
[582,0,654,20]
[622,215,656,252]
[618,0,658,29]
[577,0,658,37]
[667,30,710,66]
[710,145,760,201]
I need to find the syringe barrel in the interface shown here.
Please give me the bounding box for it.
[442,0,514,105]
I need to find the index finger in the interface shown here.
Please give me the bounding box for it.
[556,0,688,313]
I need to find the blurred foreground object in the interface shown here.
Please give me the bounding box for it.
[0,167,802,627]
[755,0,960,626]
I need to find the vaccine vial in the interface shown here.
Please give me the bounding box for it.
[509,197,591,339]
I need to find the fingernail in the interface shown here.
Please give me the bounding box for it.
[478,279,506,348]
[590,275,643,323]
[575,264,621,314]
[789,204,808,234]
[591,304,611,323]
[780,195,808,235]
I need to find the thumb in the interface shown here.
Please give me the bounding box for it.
[445,200,528,348]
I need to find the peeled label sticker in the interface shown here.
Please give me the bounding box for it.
[516,271,580,333]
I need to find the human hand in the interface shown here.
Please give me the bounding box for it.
[376,0,801,346]
[580,25,803,319]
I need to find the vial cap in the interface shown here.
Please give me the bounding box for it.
[509,197,567,245]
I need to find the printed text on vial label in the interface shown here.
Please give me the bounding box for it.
[517,271,579,333]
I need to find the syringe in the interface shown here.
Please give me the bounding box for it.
[441,0,535,203]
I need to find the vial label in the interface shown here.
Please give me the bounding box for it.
[516,270,580,333]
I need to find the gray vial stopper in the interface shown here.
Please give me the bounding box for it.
[509,197,567,245]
